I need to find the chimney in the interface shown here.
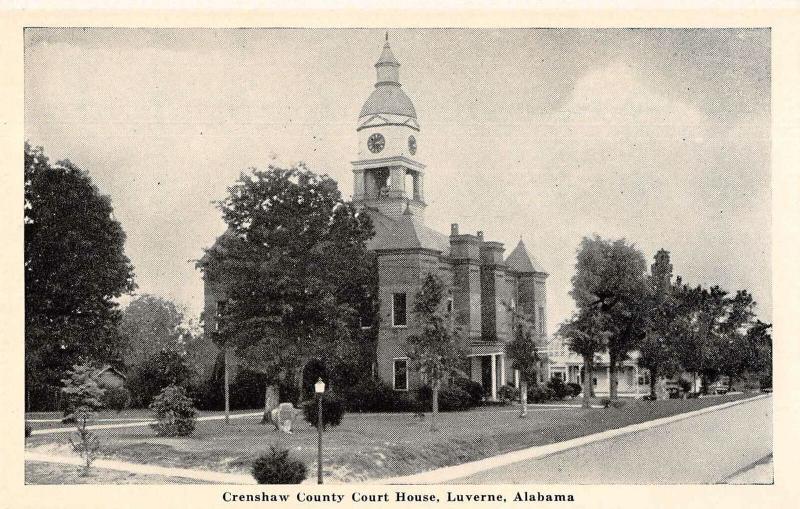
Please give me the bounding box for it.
[451,223,459,236]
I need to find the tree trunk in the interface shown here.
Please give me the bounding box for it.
[431,380,440,432]
[649,371,657,399]
[519,380,528,417]
[609,352,619,400]
[223,347,230,424]
[260,384,279,425]
[582,357,593,409]
[728,374,735,392]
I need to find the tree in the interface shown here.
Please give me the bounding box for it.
[126,350,196,407]
[569,236,647,399]
[559,309,611,408]
[199,165,377,424]
[637,250,681,398]
[505,321,541,417]
[120,294,190,369]
[61,364,105,474]
[405,274,465,432]
[716,290,757,391]
[25,143,135,408]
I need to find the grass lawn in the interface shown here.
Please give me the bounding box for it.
[25,461,209,484]
[25,408,260,431]
[25,393,758,484]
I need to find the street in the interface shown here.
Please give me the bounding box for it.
[448,395,772,484]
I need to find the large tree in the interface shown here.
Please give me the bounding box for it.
[405,274,465,432]
[637,250,681,398]
[559,309,611,408]
[569,236,647,399]
[120,294,189,369]
[25,143,135,407]
[199,165,377,424]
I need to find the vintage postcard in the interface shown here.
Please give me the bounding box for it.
[2,4,799,509]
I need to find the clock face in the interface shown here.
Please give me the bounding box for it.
[408,135,417,155]
[367,133,385,154]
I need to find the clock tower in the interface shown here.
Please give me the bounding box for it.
[352,35,426,220]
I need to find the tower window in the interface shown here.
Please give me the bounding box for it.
[538,306,545,335]
[392,293,407,327]
[215,300,227,332]
[393,358,409,391]
[446,296,453,314]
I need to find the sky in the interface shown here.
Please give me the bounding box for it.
[24,28,771,327]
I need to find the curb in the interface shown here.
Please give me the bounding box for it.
[376,393,771,484]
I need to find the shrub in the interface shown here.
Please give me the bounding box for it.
[600,397,612,408]
[566,382,583,398]
[341,378,420,413]
[61,363,106,418]
[452,377,484,406]
[546,377,569,400]
[101,387,131,413]
[302,394,345,430]
[607,399,627,409]
[149,384,197,437]
[528,384,553,403]
[498,384,520,404]
[25,422,31,438]
[251,446,307,484]
[417,385,473,412]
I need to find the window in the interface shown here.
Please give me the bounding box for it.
[639,372,651,386]
[593,377,598,387]
[538,306,545,335]
[393,358,409,391]
[552,371,564,381]
[392,293,407,327]
[446,296,453,314]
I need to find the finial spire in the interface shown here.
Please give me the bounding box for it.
[385,31,388,42]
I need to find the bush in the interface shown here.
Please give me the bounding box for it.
[341,378,420,413]
[452,377,484,406]
[498,384,519,404]
[416,385,473,412]
[302,394,345,430]
[25,422,31,438]
[528,384,553,403]
[127,351,196,408]
[600,397,612,408]
[149,384,197,437]
[607,399,627,409]
[566,382,583,398]
[101,387,131,413]
[546,377,569,400]
[251,446,307,484]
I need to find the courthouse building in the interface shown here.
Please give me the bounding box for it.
[204,37,653,400]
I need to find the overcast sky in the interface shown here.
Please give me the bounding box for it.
[24,28,771,327]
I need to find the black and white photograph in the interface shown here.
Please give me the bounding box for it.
[20,24,777,491]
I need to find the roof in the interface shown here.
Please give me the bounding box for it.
[359,85,417,119]
[359,39,417,119]
[93,365,127,380]
[505,239,546,273]
[365,207,450,255]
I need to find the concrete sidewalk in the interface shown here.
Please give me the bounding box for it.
[29,411,263,436]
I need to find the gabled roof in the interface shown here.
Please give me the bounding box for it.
[93,365,127,380]
[505,239,546,273]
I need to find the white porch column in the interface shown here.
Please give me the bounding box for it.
[514,369,520,389]
[490,354,497,401]
[500,354,506,388]
[635,364,640,398]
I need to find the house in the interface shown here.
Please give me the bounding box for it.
[92,365,126,389]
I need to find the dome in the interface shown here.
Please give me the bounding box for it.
[359,84,417,119]
[358,38,417,120]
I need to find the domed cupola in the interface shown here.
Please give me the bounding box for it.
[352,35,426,221]
[359,37,417,120]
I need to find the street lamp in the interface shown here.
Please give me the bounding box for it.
[314,378,325,485]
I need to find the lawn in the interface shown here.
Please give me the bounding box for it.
[25,393,758,484]
[25,461,209,484]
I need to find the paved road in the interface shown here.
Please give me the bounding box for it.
[450,396,772,484]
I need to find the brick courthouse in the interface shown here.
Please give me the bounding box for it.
[203,38,549,400]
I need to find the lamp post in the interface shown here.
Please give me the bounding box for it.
[314,378,325,485]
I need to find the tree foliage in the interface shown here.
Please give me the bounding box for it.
[199,165,377,419]
[120,294,192,369]
[25,143,135,398]
[405,273,465,430]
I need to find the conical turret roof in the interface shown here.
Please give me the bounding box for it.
[505,239,545,273]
